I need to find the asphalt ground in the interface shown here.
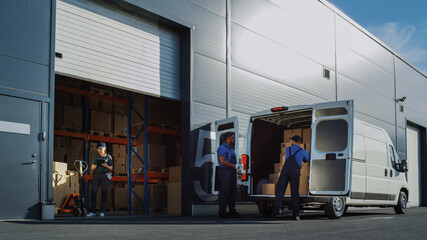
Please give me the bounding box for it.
[1,207,426,240]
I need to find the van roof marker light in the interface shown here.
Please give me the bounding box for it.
[271,106,289,112]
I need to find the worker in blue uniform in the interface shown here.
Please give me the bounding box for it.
[273,135,310,220]
[217,132,242,218]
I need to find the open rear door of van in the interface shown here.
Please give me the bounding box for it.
[309,100,354,196]
[211,116,239,196]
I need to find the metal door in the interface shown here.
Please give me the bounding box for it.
[211,117,239,196]
[0,95,41,219]
[407,125,421,206]
[309,100,354,196]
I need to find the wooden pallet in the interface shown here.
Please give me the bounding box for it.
[55,126,83,133]
[89,130,114,137]
[149,208,167,215]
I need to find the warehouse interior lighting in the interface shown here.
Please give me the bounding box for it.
[396,96,407,102]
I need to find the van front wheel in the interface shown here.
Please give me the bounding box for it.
[325,197,345,219]
[394,191,407,214]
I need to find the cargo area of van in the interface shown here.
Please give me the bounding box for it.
[249,108,313,197]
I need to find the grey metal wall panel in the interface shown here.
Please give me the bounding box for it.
[0,0,51,65]
[191,102,226,130]
[188,0,226,18]
[0,55,50,97]
[230,66,324,115]
[56,0,181,99]
[126,0,226,63]
[336,44,394,99]
[336,16,394,76]
[193,53,226,108]
[231,23,336,102]
[0,0,51,97]
[337,74,395,125]
[232,0,335,69]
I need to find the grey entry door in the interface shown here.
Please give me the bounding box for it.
[0,95,41,219]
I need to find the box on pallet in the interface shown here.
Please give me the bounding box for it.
[114,186,128,209]
[168,182,181,215]
[113,102,127,115]
[168,166,181,183]
[114,157,127,175]
[55,104,64,127]
[64,106,83,129]
[90,110,112,132]
[114,114,127,136]
[274,163,283,174]
[101,99,112,112]
[112,144,127,158]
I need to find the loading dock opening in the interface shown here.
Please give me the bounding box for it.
[53,75,182,216]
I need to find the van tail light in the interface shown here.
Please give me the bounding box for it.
[241,154,249,181]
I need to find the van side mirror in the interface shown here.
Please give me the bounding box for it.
[399,159,408,172]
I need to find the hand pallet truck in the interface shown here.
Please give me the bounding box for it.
[58,160,89,217]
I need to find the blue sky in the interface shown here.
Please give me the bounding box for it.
[327,0,427,75]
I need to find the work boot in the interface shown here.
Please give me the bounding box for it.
[218,212,232,219]
[229,211,242,218]
[294,215,300,221]
[86,212,96,217]
[270,208,281,217]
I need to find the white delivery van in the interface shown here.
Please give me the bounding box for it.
[213,100,409,219]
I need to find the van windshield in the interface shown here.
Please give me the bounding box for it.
[316,119,348,152]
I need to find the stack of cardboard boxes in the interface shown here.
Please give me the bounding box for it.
[262,128,311,195]
[168,166,181,215]
[52,162,80,213]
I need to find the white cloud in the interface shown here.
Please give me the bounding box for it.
[368,22,427,74]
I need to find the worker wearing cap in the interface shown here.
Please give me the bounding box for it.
[217,132,242,218]
[273,135,310,220]
[86,142,113,217]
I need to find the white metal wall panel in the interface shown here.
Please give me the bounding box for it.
[230,66,324,115]
[55,0,181,100]
[395,58,427,122]
[193,53,226,108]
[232,0,335,69]
[188,0,226,18]
[192,102,226,130]
[336,16,394,76]
[336,44,394,99]
[337,74,395,125]
[231,23,335,102]
[129,0,226,63]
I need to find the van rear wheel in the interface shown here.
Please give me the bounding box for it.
[258,201,274,217]
[325,197,345,219]
[394,191,407,214]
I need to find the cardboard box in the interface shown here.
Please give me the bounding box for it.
[281,141,292,154]
[269,173,280,184]
[72,94,82,107]
[280,154,286,165]
[91,110,112,132]
[54,104,64,127]
[274,163,283,174]
[89,98,100,110]
[300,162,310,177]
[302,128,311,143]
[113,102,127,115]
[305,143,311,154]
[112,144,127,158]
[114,114,127,136]
[64,106,83,129]
[283,128,303,141]
[66,155,83,171]
[70,138,84,156]
[262,183,276,195]
[148,98,167,124]
[131,144,144,168]
[114,187,128,209]
[169,166,181,183]
[55,91,71,106]
[54,146,67,162]
[148,144,166,169]
[168,183,181,215]
[114,157,127,175]
[101,99,113,113]
[131,96,144,125]
[284,176,310,195]
[132,184,144,209]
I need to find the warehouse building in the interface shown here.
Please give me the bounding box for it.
[0,0,426,219]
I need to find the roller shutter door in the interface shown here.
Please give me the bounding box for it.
[407,125,421,207]
[55,0,181,100]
